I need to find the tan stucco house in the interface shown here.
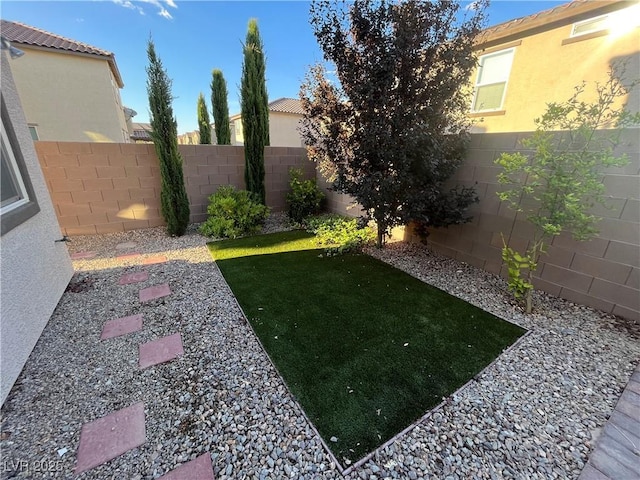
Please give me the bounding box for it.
[1,44,73,405]
[231,97,304,147]
[0,19,131,142]
[470,0,640,133]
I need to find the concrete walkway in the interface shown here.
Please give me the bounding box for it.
[579,363,640,479]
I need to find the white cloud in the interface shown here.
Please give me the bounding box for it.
[112,0,177,19]
[464,1,481,11]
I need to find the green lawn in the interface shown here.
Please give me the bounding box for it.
[208,230,525,463]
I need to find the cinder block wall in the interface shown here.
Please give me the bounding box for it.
[410,130,640,321]
[36,142,313,235]
[319,130,639,320]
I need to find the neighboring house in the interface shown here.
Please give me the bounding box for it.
[1,45,73,405]
[0,19,131,142]
[470,0,640,133]
[177,130,201,145]
[230,97,304,147]
[130,122,153,143]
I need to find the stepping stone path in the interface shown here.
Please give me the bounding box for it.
[139,283,172,302]
[75,402,146,474]
[100,314,143,340]
[70,251,97,260]
[158,453,214,480]
[74,241,214,477]
[143,255,168,265]
[139,333,184,369]
[118,271,149,285]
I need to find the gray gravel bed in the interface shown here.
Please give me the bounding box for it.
[0,217,637,479]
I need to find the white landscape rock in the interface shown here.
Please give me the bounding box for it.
[0,218,637,480]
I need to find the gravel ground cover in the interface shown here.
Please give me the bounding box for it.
[1,213,638,479]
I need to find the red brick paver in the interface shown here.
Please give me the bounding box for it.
[139,283,171,302]
[116,252,141,261]
[75,403,145,474]
[139,333,184,369]
[100,314,143,340]
[70,251,97,260]
[118,271,149,285]
[143,255,168,265]
[157,453,214,480]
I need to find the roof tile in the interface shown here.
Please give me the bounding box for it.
[1,19,113,57]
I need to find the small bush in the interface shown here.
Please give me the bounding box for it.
[306,214,375,254]
[199,185,269,238]
[286,168,325,223]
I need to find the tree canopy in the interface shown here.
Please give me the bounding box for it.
[197,92,212,144]
[146,39,190,236]
[240,18,270,204]
[300,0,487,246]
[211,69,231,145]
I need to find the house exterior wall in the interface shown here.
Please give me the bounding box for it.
[1,53,74,405]
[269,112,304,147]
[35,142,314,234]
[471,5,640,133]
[8,47,129,143]
[231,112,304,147]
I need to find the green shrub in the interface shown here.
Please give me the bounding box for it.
[286,168,325,223]
[307,214,375,254]
[199,185,269,238]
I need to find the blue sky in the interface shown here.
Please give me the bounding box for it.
[2,1,566,134]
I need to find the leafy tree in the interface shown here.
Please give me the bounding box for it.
[496,65,640,313]
[300,0,485,247]
[211,69,231,145]
[146,39,190,236]
[240,18,270,204]
[197,92,212,144]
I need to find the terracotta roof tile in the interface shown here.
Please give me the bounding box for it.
[476,0,630,47]
[1,19,112,57]
[268,98,304,115]
[131,123,152,141]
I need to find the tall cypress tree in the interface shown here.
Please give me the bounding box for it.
[146,39,190,236]
[240,18,270,204]
[211,69,231,145]
[197,92,212,144]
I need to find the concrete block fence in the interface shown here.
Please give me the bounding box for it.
[36,130,639,321]
[35,142,314,235]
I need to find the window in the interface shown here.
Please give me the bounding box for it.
[471,48,515,113]
[1,97,40,235]
[28,125,38,140]
[571,15,608,37]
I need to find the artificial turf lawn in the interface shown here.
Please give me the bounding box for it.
[208,230,525,463]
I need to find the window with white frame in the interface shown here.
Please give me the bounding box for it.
[1,99,40,235]
[28,125,38,140]
[471,48,515,113]
[571,15,608,37]
[1,124,29,213]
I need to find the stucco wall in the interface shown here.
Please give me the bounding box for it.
[1,53,74,405]
[36,143,314,234]
[471,8,639,133]
[269,112,304,147]
[8,47,129,142]
[231,112,304,147]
